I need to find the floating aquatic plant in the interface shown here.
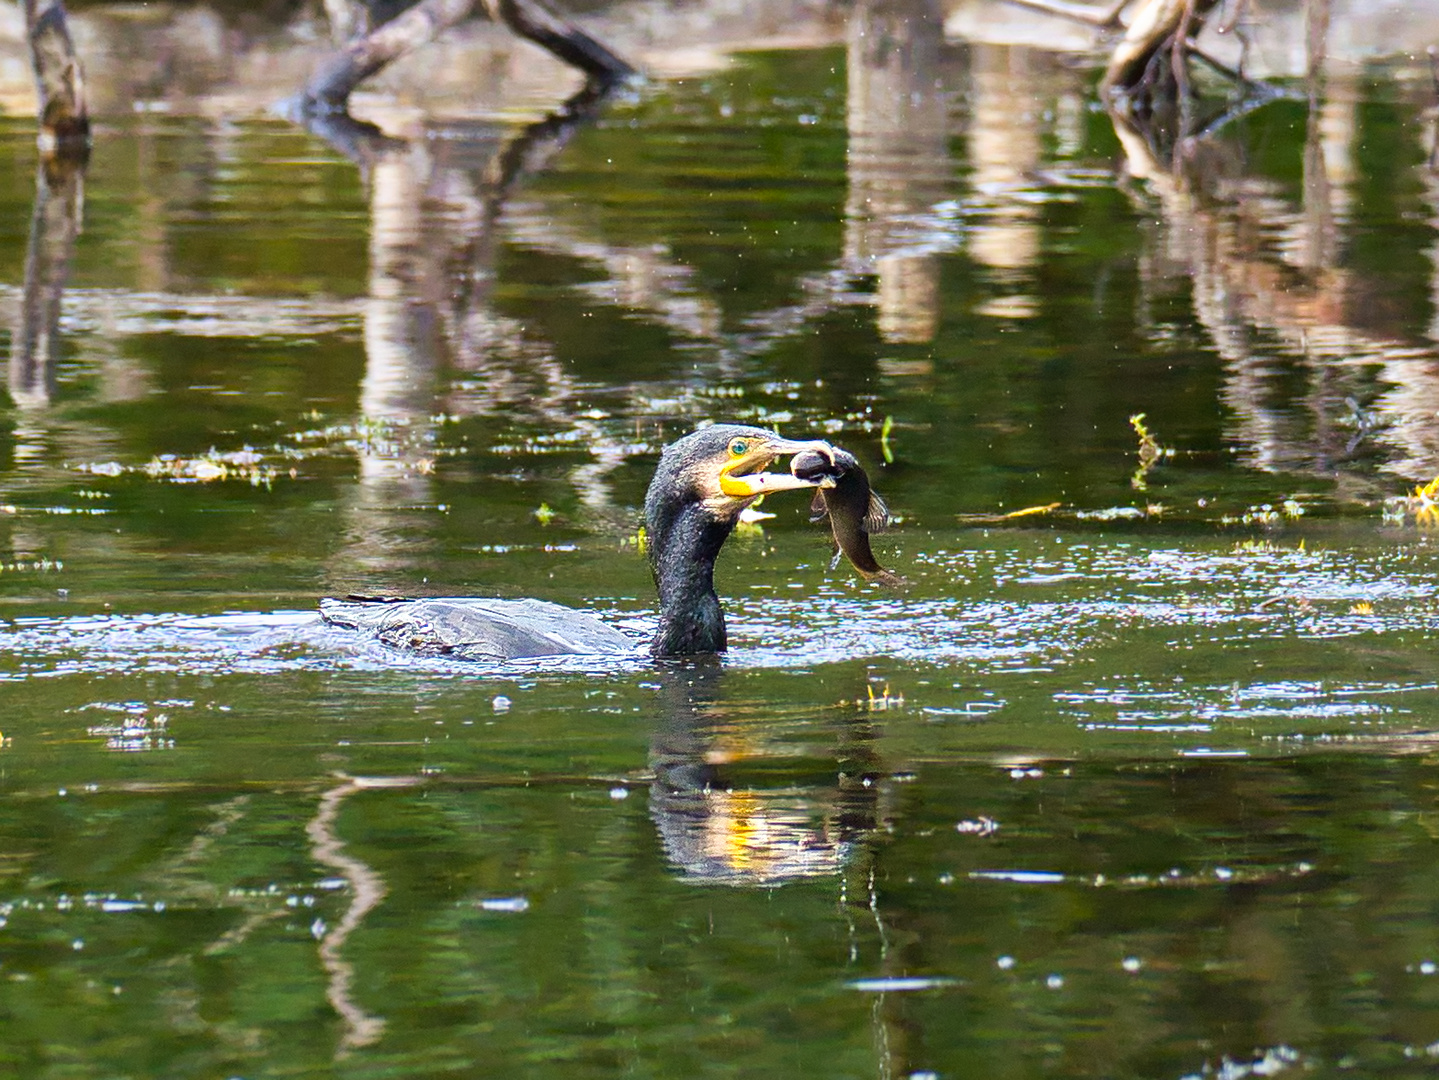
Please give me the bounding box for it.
[845,683,903,712]
[0,558,64,573]
[1129,412,1174,491]
[142,448,285,486]
[76,448,291,487]
[1387,474,1439,526]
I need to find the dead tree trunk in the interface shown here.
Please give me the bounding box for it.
[24,0,90,157]
[300,0,634,115]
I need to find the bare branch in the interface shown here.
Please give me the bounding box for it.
[295,0,635,115]
[301,0,480,113]
[481,0,636,82]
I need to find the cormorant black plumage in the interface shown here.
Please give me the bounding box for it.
[320,424,835,661]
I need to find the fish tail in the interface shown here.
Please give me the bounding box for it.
[862,568,907,589]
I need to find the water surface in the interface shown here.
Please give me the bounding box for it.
[4,9,1439,1078]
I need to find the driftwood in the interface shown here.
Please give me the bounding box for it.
[303,0,479,110]
[998,0,1228,98]
[481,0,635,83]
[300,0,635,114]
[1101,0,1221,94]
[24,0,90,157]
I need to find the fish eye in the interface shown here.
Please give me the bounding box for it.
[729,439,749,456]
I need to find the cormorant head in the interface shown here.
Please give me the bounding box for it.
[643,425,837,657]
[644,424,835,534]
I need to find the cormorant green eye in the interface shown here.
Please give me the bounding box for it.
[730,439,749,456]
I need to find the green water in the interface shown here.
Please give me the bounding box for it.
[4,31,1439,1080]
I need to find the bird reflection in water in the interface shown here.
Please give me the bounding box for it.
[647,659,889,886]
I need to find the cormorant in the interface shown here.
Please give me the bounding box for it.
[319,425,839,661]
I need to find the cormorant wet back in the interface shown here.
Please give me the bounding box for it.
[320,425,839,662]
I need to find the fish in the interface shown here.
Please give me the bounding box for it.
[791,447,905,587]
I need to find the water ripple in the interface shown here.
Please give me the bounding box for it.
[0,541,1434,684]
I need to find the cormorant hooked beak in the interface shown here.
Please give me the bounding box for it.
[716,434,837,499]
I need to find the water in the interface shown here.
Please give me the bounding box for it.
[5,3,1439,1076]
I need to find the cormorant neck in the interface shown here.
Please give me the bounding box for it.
[647,502,736,657]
